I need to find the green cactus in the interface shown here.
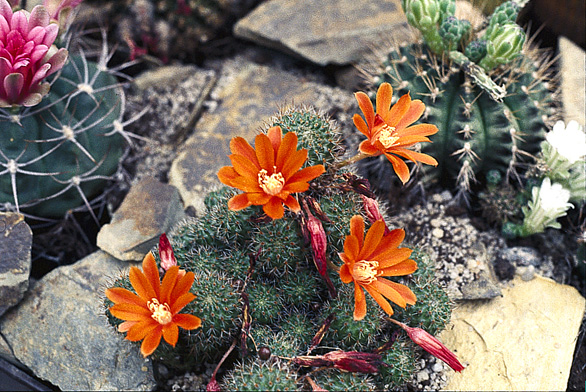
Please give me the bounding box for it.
[309,369,377,391]
[359,0,558,196]
[104,106,454,389]
[0,53,128,219]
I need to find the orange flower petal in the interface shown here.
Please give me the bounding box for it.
[395,99,426,130]
[117,320,138,333]
[263,197,285,219]
[282,194,301,213]
[276,131,297,170]
[380,280,417,305]
[162,323,179,347]
[229,175,263,193]
[371,278,407,308]
[343,234,360,262]
[282,149,308,179]
[392,148,438,166]
[387,93,411,127]
[376,82,393,120]
[246,192,272,205]
[358,139,381,156]
[217,166,239,186]
[282,180,310,193]
[255,133,275,170]
[171,292,196,315]
[373,228,405,255]
[105,287,145,307]
[379,259,418,276]
[353,282,367,321]
[355,91,375,130]
[228,193,253,211]
[363,284,394,316]
[338,252,351,266]
[340,263,353,283]
[353,114,371,138]
[359,220,385,260]
[267,126,283,155]
[140,327,163,357]
[375,247,413,269]
[230,153,260,179]
[126,319,159,341]
[170,271,195,305]
[230,137,260,169]
[142,252,161,298]
[392,135,432,148]
[350,215,365,249]
[110,303,151,321]
[400,123,439,137]
[160,266,179,304]
[173,313,202,330]
[286,164,325,185]
[385,153,411,184]
[129,266,157,302]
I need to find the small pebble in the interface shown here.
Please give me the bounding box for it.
[432,228,444,238]
[432,363,443,372]
[517,265,536,281]
[417,370,430,382]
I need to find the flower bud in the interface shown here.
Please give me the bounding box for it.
[323,351,384,374]
[158,233,177,271]
[487,1,520,32]
[306,213,337,298]
[404,0,441,32]
[480,23,525,70]
[439,16,471,50]
[464,39,488,63]
[360,195,391,235]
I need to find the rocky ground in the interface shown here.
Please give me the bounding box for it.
[0,0,585,391]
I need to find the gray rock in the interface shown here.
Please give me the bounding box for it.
[169,56,355,214]
[234,0,409,66]
[498,246,541,267]
[559,36,586,125]
[460,271,502,300]
[0,251,155,391]
[97,176,186,261]
[0,213,32,317]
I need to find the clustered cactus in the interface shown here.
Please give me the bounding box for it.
[80,0,261,63]
[104,106,459,389]
[0,0,134,220]
[360,0,559,197]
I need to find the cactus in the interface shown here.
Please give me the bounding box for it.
[359,0,559,196]
[79,0,261,62]
[104,106,455,388]
[0,8,131,220]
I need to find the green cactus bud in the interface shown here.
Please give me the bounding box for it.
[439,16,471,50]
[464,39,488,63]
[487,1,520,34]
[480,23,526,70]
[402,0,445,53]
[438,0,456,24]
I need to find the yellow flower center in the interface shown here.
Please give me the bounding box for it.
[258,168,285,196]
[147,298,173,325]
[377,124,399,149]
[352,260,380,285]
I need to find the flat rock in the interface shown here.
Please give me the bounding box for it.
[97,176,185,261]
[169,57,355,213]
[440,275,586,391]
[0,213,32,317]
[0,251,155,391]
[559,36,586,125]
[234,0,409,66]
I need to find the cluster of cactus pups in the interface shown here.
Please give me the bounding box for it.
[105,107,454,390]
[80,0,261,63]
[359,0,559,200]
[0,1,141,221]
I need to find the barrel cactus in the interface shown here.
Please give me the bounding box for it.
[104,107,459,389]
[0,1,130,219]
[358,0,559,196]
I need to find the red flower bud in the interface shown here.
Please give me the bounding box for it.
[390,319,464,372]
[206,377,221,392]
[361,195,391,235]
[306,213,336,298]
[158,233,177,271]
[294,350,384,374]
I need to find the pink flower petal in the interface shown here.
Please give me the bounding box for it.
[4,72,24,102]
[28,5,50,32]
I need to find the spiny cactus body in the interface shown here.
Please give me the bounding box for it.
[361,1,558,196]
[105,107,453,388]
[0,54,127,218]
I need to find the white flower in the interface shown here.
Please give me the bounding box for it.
[537,177,572,214]
[545,120,586,164]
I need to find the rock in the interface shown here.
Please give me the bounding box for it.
[97,176,185,261]
[0,213,32,317]
[559,36,586,125]
[169,57,355,214]
[131,64,209,91]
[234,0,409,66]
[439,275,586,391]
[498,246,542,267]
[459,271,501,299]
[0,251,156,391]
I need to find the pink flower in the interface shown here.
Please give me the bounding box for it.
[43,0,82,21]
[390,319,465,372]
[0,0,68,107]
[158,233,177,271]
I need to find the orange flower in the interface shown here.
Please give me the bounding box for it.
[105,252,201,357]
[339,215,417,320]
[217,126,325,219]
[354,82,438,183]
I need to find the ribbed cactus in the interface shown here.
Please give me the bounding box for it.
[0,3,129,219]
[81,0,261,62]
[104,107,456,389]
[360,0,558,196]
